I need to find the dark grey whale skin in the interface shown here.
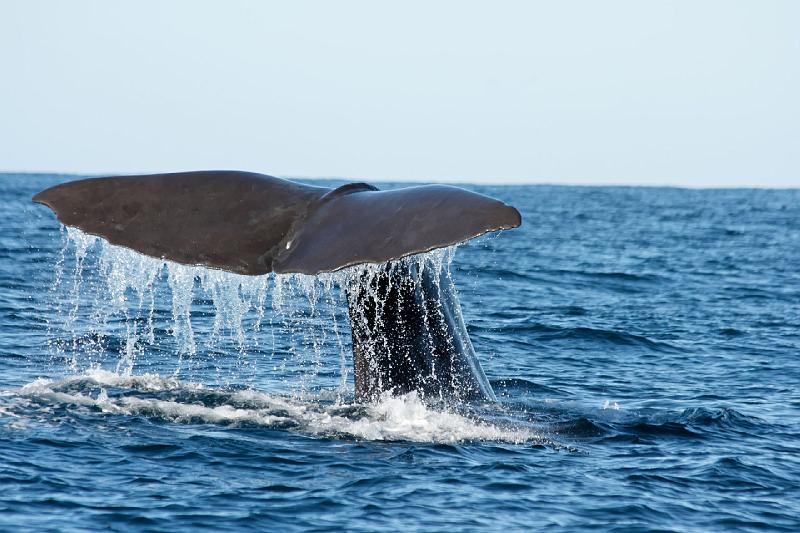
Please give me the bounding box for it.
[346,262,496,404]
[33,171,521,402]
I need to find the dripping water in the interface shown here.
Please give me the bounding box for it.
[47,227,466,400]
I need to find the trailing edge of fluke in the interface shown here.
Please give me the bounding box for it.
[33,170,522,276]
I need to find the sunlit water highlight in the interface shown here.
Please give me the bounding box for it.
[2,174,799,531]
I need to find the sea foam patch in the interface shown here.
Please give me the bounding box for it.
[12,370,542,445]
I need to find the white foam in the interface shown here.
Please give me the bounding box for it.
[14,372,539,445]
[602,399,621,410]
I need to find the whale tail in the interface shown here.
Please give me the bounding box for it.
[33,171,521,275]
[34,170,521,403]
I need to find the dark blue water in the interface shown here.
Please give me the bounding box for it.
[1,173,799,532]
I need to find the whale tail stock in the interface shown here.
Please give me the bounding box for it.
[33,171,522,403]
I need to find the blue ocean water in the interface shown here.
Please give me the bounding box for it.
[1,173,799,532]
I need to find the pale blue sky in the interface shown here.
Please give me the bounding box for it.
[1,1,798,187]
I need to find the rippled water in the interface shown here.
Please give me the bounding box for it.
[2,173,799,532]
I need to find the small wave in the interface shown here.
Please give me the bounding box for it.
[474,267,535,282]
[560,305,589,316]
[579,270,660,283]
[540,267,665,287]
[550,417,607,438]
[542,326,680,352]
[718,327,746,337]
[492,322,683,353]
[603,406,765,442]
[621,420,703,439]
[677,407,764,431]
[490,378,566,397]
[13,370,542,445]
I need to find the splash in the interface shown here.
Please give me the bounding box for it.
[47,227,462,400]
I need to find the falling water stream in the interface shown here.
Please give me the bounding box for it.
[51,227,461,384]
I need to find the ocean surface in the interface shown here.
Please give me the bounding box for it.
[1,173,799,532]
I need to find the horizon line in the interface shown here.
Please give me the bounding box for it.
[1,169,797,191]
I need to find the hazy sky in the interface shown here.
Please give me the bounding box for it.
[1,1,798,187]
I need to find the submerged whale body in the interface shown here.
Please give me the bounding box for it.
[33,171,521,403]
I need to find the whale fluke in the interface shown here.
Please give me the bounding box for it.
[33,171,520,276]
